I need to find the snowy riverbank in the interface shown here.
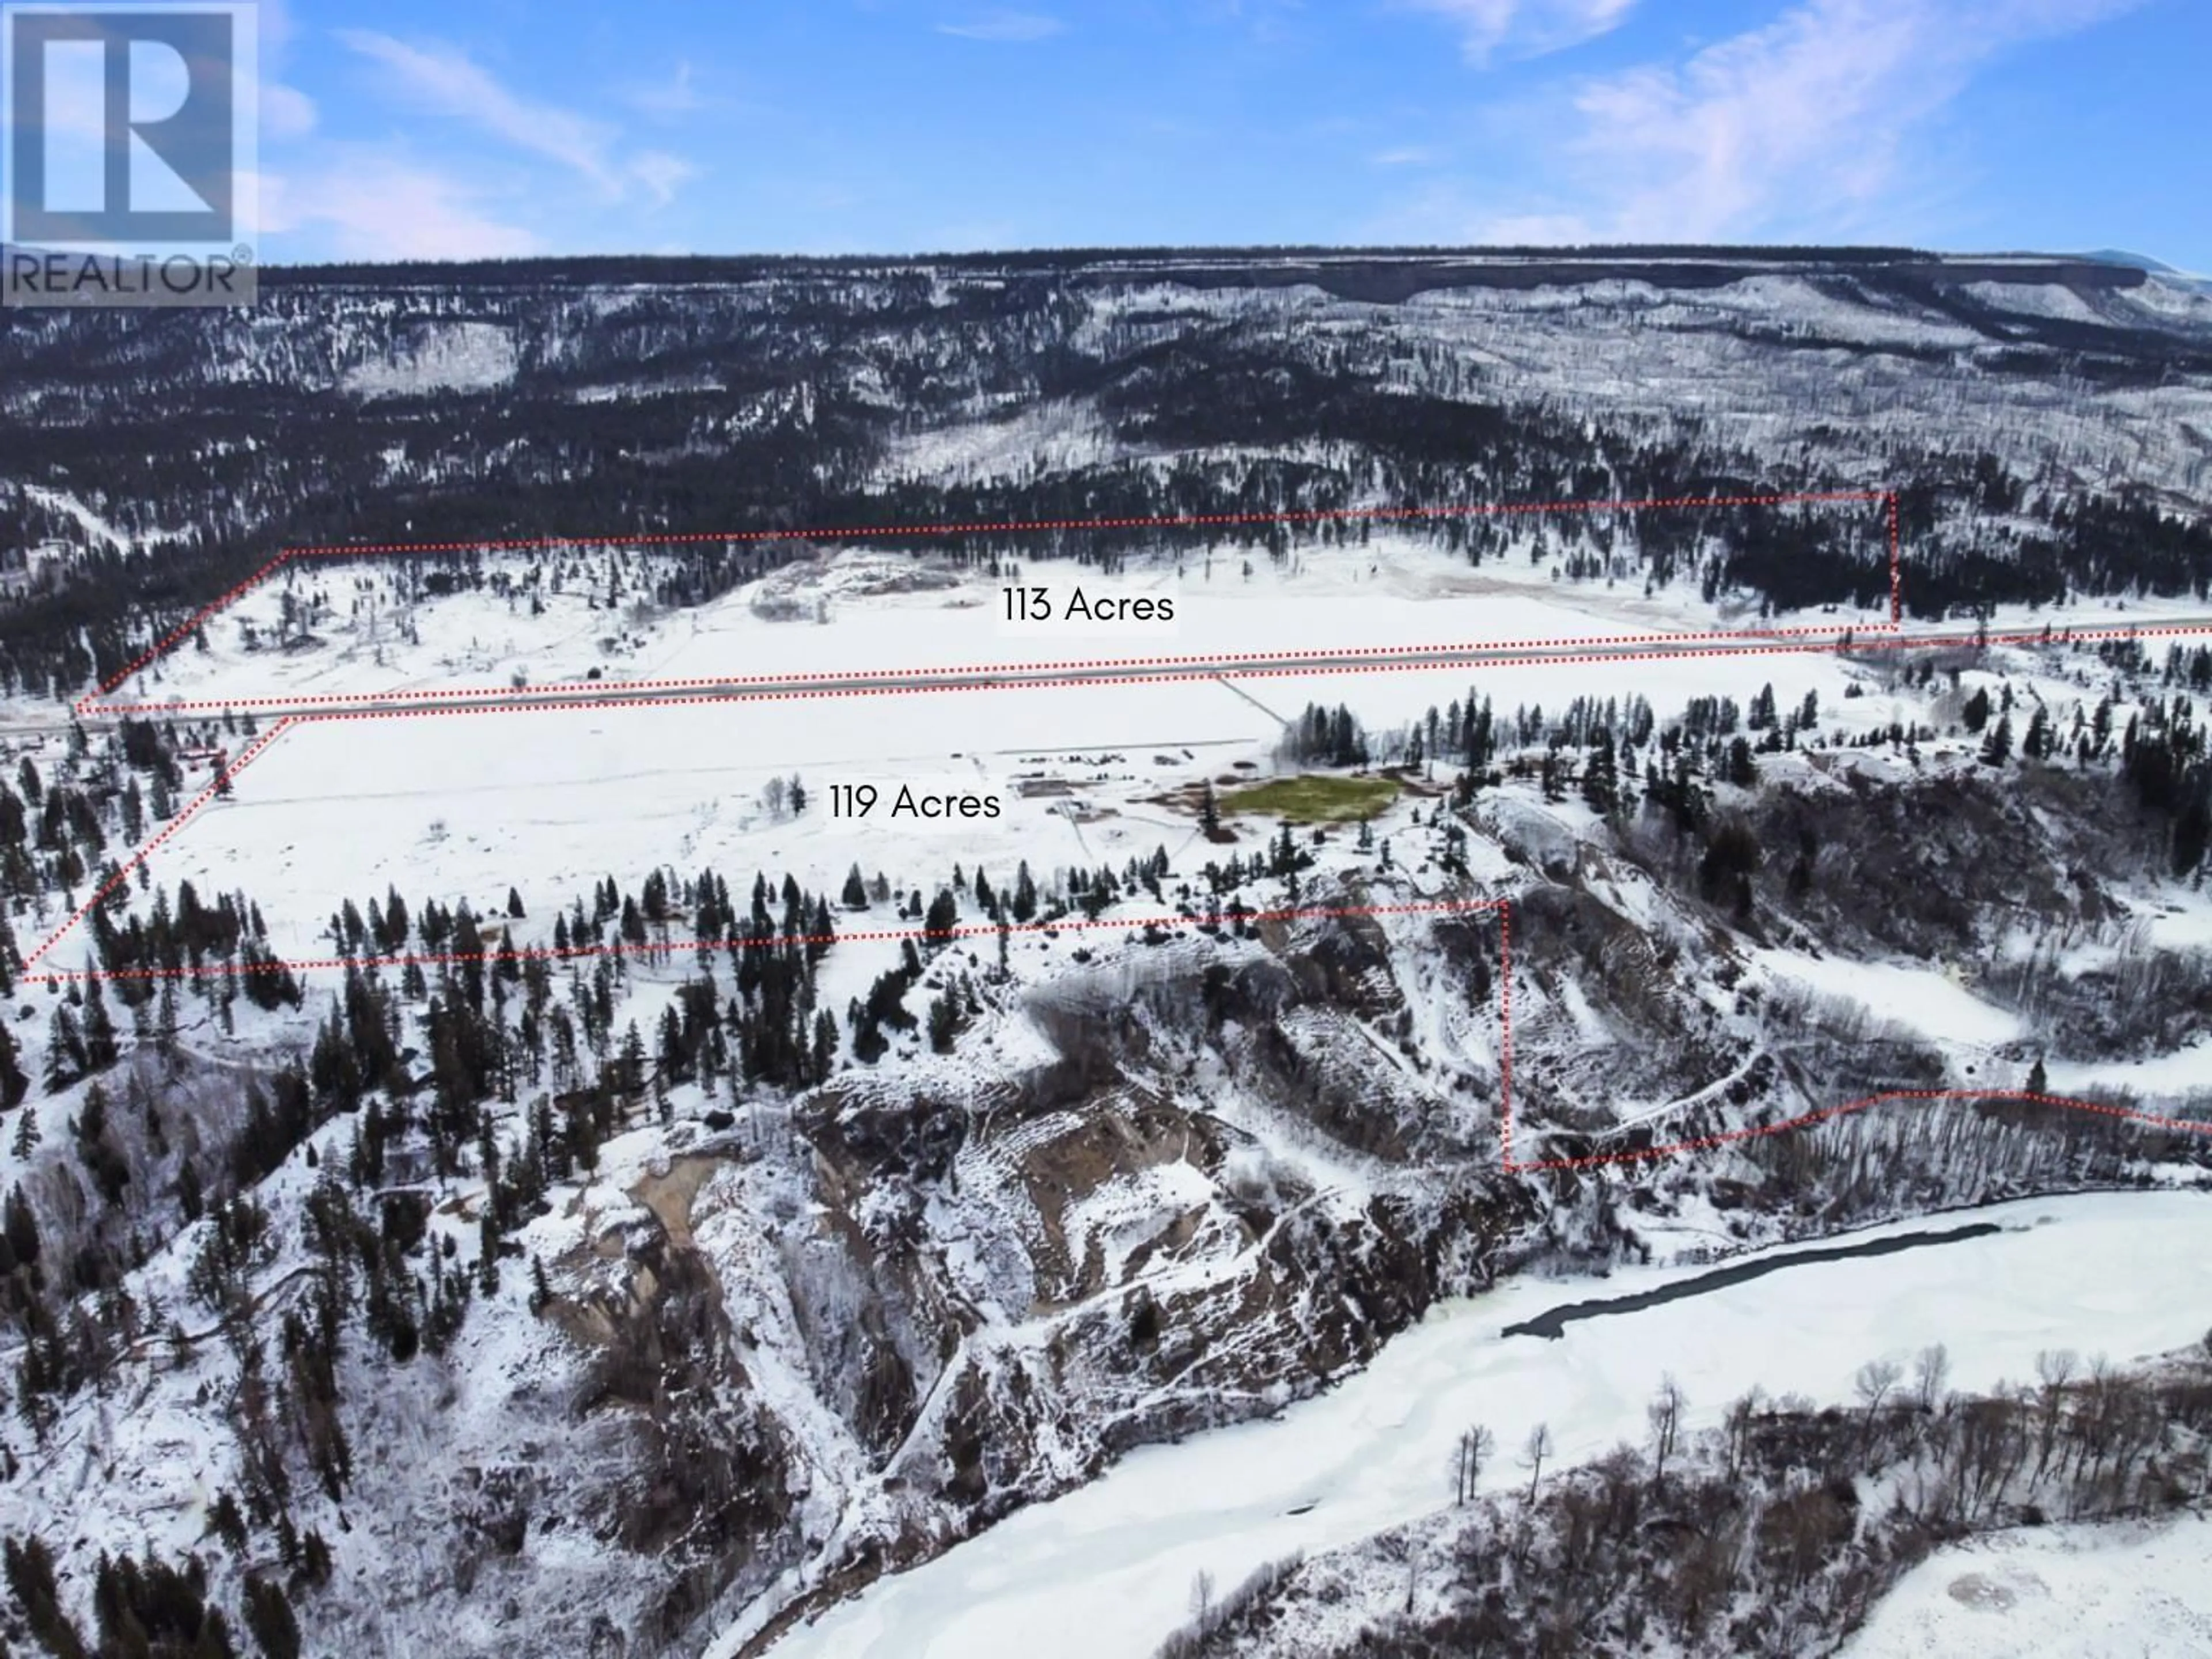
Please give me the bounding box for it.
[727,1189,2212,1659]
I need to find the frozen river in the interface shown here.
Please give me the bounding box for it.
[727,1190,2212,1659]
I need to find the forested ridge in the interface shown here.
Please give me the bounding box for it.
[4,250,2210,698]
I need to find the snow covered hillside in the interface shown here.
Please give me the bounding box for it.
[5,594,2211,1657]
[2,247,2211,1659]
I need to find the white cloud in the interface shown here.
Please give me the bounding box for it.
[630,151,699,210]
[620,62,711,121]
[337,31,691,206]
[255,0,301,56]
[261,154,540,262]
[263,82,317,140]
[1467,0,2145,242]
[1373,146,1439,166]
[936,12,1067,43]
[1408,0,1638,63]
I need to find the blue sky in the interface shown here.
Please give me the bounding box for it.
[248,0,2212,267]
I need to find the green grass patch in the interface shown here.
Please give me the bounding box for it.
[1222,774,1400,824]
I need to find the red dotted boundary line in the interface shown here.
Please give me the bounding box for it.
[81,489,1902,715]
[26,612,2211,981]
[101,612,1896,715]
[21,776,2205,1176]
[124,616,2209,729]
[19,715,300,972]
[90,551,299,716]
[1499,900,1516,1171]
[19,895,1503,986]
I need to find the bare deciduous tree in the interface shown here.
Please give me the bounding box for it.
[1452,1423,1495,1506]
[1723,1387,1763,1482]
[1855,1357,1903,1426]
[1914,1342,1952,1413]
[1520,1421,1554,1509]
[2033,1347,2078,1484]
[1647,1374,1686,1486]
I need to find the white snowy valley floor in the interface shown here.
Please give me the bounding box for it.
[719,1191,2212,1659]
[27,646,1884,979]
[100,533,1896,714]
[74,528,2212,731]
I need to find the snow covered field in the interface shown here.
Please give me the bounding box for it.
[1844,1513,2212,1657]
[1753,949,2024,1047]
[2046,1037,2212,1101]
[33,624,1887,980]
[101,527,1894,713]
[36,684,1283,970]
[725,1191,2212,1659]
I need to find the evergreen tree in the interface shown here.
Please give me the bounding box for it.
[476,1210,502,1298]
[0,1017,25,1109]
[1980,712,2014,766]
[1539,749,1564,802]
[177,1159,204,1224]
[2,1533,84,1659]
[4,1184,40,1270]
[927,989,960,1053]
[924,887,959,944]
[1581,736,1619,815]
[149,975,178,1068]
[618,1020,647,1096]
[81,978,119,1072]
[43,1005,85,1091]
[1726,736,1759,788]
[243,1573,302,1659]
